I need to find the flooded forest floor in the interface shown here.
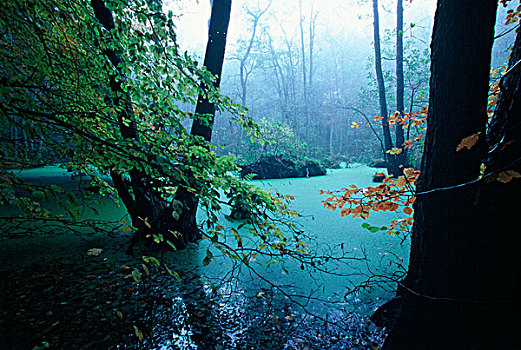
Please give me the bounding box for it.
[0,167,396,349]
[0,247,385,349]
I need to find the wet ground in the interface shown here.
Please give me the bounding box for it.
[0,253,386,349]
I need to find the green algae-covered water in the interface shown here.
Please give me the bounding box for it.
[0,165,409,316]
[196,165,410,316]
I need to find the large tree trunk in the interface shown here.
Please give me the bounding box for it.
[190,0,232,141]
[476,24,521,348]
[382,1,508,348]
[372,0,400,177]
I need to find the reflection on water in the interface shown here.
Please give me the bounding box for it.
[128,165,406,348]
[130,245,385,349]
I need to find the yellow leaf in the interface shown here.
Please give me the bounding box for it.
[133,325,144,341]
[456,132,481,151]
[496,170,521,184]
[138,216,151,229]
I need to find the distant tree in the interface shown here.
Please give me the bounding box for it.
[372,0,400,177]
[394,0,406,167]
[234,1,271,107]
[225,1,271,155]
[299,0,317,148]
[383,1,520,348]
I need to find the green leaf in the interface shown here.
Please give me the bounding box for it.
[145,256,160,267]
[171,270,181,282]
[166,240,177,250]
[132,268,141,283]
[32,190,45,200]
[361,223,371,229]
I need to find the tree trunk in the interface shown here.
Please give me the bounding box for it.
[308,1,316,90]
[165,0,232,250]
[382,1,510,348]
[372,0,399,177]
[190,0,232,141]
[329,114,334,156]
[91,0,231,253]
[395,0,406,167]
[299,0,310,146]
[91,0,174,252]
[476,24,521,347]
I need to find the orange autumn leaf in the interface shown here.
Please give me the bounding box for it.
[396,176,407,187]
[360,212,370,220]
[496,170,521,183]
[386,147,403,155]
[456,132,482,151]
[341,208,351,217]
[403,207,413,215]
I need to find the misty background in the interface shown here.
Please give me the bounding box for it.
[167,0,513,166]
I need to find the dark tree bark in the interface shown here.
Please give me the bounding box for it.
[91,0,232,253]
[382,1,520,349]
[395,0,406,167]
[170,0,232,249]
[190,0,232,141]
[372,0,400,177]
[91,0,175,252]
[475,23,521,348]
